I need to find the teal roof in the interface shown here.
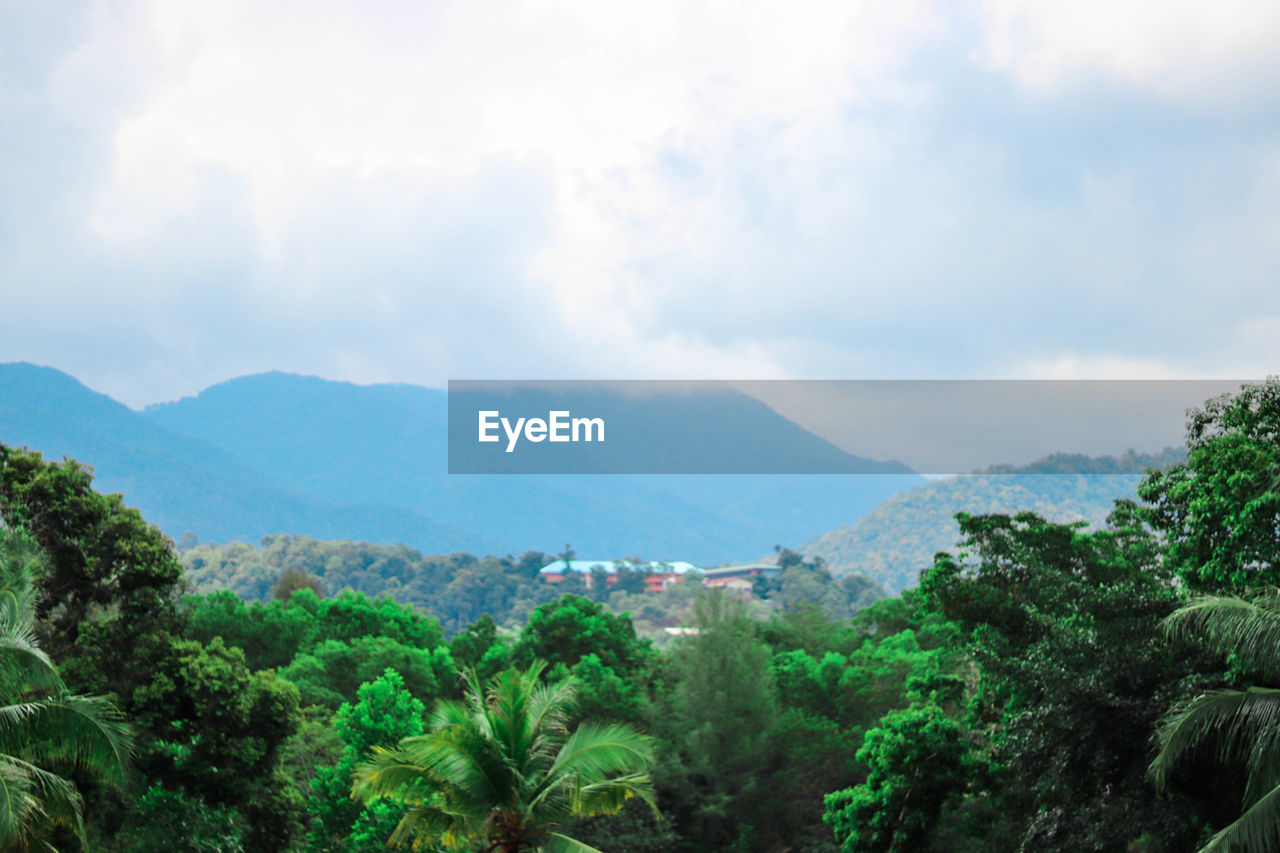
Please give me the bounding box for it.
[540,560,698,575]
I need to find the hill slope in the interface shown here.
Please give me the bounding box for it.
[802,451,1184,594]
[0,363,503,553]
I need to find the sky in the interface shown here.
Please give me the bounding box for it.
[3,0,1280,409]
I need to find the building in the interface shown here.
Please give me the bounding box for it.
[700,563,782,588]
[539,559,699,592]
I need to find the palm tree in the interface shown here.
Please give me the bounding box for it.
[351,662,657,852]
[1149,590,1280,852]
[0,529,132,850]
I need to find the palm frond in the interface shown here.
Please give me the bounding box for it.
[0,758,37,847]
[1151,688,1280,790]
[531,724,655,816]
[1164,594,1280,680]
[527,671,576,736]
[0,621,61,696]
[0,528,132,851]
[1201,777,1280,852]
[428,698,476,732]
[0,694,132,787]
[539,831,607,853]
[385,802,480,850]
[544,722,656,781]
[355,734,502,818]
[487,668,536,777]
[352,746,440,802]
[3,755,86,843]
[570,773,658,819]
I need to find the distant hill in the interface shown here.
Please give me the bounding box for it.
[144,372,919,561]
[1,363,918,563]
[979,448,1186,475]
[801,450,1185,594]
[0,363,501,553]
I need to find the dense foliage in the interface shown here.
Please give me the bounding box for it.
[7,379,1280,851]
[353,662,657,852]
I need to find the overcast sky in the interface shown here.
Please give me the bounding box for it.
[3,0,1280,408]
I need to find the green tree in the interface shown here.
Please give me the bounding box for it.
[1150,591,1280,851]
[0,529,132,850]
[568,654,642,724]
[823,704,976,852]
[125,635,303,852]
[1140,378,1280,592]
[512,595,651,676]
[113,785,245,853]
[919,507,1211,850]
[449,614,512,683]
[279,637,455,711]
[352,662,657,852]
[307,669,426,853]
[184,590,313,672]
[0,445,184,689]
[657,590,781,850]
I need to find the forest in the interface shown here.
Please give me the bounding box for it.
[2,380,1280,851]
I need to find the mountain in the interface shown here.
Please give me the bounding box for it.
[1,364,918,563]
[0,363,504,553]
[801,450,1185,594]
[144,372,920,561]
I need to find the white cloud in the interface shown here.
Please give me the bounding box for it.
[61,0,948,392]
[5,0,1280,406]
[976,0,1280,104]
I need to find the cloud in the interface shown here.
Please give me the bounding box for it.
[975,0,1280,106]
[2,0,1280,406]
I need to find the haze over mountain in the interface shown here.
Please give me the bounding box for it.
[0,363,918,563]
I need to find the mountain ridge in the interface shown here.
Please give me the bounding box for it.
[2,363,917,563]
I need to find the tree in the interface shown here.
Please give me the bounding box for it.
[1,447,306,848]
[824,703,976,852]
[1150,591,1280,852]
[512,595,651,676]
[557,544,575,567]
[279,637,455,711]
[0,445,184,686]
[918,507,1212,850]
[307,669,426,853]
[272,567,324,601]
[352,662,657,852]
[656,590,782,850]
[1139,378,1280,592]
[124,635,303,852]
[0,529,132,850]
[112,785,245,853]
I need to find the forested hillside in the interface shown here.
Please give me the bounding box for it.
[180,535,883,637]
[803,449,1185,593]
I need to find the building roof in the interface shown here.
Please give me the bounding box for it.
[539,559,699,575]
[700,562,782,580]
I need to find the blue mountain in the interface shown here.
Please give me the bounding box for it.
[2,363,920,562]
